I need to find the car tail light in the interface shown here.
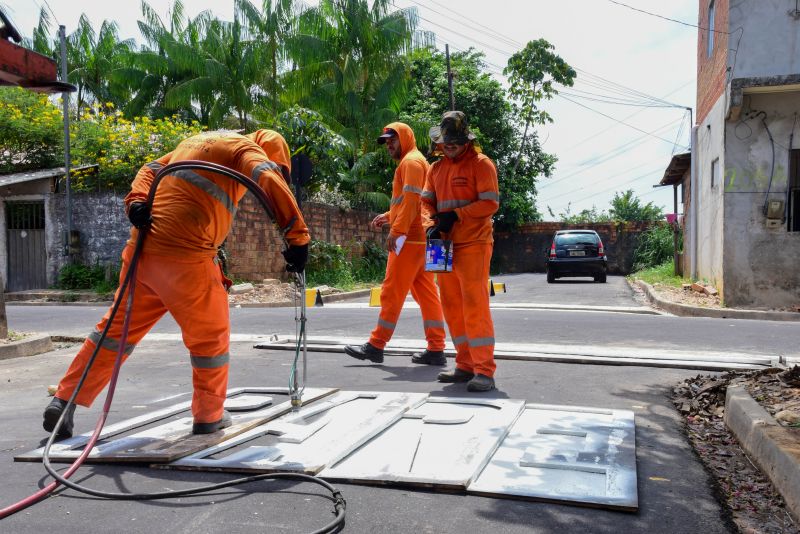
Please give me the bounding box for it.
[549,242,556,258]
[597,240,605,256]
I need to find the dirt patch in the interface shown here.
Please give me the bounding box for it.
[673,367,800,533]
[0,332,32,344]
[227,282,299,306]
[651,284,722,308]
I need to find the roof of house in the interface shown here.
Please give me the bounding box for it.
[0,165,98,189]
[660,152,691,186]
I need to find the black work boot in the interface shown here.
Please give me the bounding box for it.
[437,367,474,383]
[43,397,76,439]
[344,342,384,363]
[467,373,495,392]
[411,350,446,366]
[192,410,233,435]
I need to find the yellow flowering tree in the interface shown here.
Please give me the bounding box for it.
[71,103,204,191]
[0,87,63,173]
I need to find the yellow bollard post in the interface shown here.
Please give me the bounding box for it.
[305,288,324,307]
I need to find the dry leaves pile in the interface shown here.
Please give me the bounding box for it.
[673,367,800,533]
[227,282,299,305]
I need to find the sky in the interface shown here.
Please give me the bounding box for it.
[2,0,698,220]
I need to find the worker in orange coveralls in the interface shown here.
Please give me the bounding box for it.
[42,130,310,438]
[423,111,499,392]
[344,123,447,365]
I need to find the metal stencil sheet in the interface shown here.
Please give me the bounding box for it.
[467,403,637,510]
[16,387,336,463]
[166,391,428,475]
[319,397,525,489]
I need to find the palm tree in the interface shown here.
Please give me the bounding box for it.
[67,15,135,112]
[286,0,419,154]
[114,1,207,120]
[235,0,296,118]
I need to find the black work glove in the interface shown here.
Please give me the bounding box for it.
[426,226,441,240]
[127,202,152,229]
[434,211,458,233]
[283,244,309,273]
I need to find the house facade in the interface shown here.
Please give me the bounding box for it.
[689,0,800,308]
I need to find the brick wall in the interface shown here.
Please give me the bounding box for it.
[493,221,657,275]
[696,0,729,125]
[225,196,384,280]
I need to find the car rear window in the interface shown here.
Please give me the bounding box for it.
[555,233,599,246]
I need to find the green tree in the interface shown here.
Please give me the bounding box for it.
[504,38,576,177]
[66,15,135,112]
[547,203,611,224]
[609,189,664,222]
[114,1,208,121]
[287,0,418,153]
[235,0,295,118]
[400,47,556,226]
[274,105,352,194]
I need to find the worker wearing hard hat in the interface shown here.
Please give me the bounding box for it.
[423,111,500,392]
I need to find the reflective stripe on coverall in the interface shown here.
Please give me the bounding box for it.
[422,145,499,377]
[369,122,445,350]
[55,131,309,424]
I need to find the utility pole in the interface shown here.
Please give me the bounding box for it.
[59,25,74,261]
[445,44,455,111]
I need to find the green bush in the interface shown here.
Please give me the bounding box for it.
[630,261,688,288]
[57,262,119,293]
[353,240,387,282]
[306,239,387,289]
[305,240,354,288]
[0,88,63,173]
[633,224,678,271]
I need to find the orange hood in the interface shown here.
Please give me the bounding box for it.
[383,122,418,159]
[248,129,291,176]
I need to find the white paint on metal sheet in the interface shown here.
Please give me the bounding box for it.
[320,397,525,488]
[16,387,334,462]
[468,403,637,510]
[225,395,273,411]
[168,391,427,474]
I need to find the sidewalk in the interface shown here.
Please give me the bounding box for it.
[635,280,800,323]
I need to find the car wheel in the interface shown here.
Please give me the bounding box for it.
[595,273,607,283]
[547,271,555,283]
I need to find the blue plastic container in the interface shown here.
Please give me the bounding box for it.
[425,239,453,272]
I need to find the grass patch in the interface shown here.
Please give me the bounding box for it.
[629,261,689,288]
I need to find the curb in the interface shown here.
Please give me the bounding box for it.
[635,280,800,322]
[231,287,374,308]
[0,333,54,361]
[724,385,800,523]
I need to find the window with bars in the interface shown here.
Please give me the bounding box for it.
[6,201,45,230]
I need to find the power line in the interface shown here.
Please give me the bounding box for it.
[540,164,664,204]
[540,117,683,189]
[557,93,688,148]
[606,0,729,34]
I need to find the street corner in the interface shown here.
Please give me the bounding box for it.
[0,333,53,361]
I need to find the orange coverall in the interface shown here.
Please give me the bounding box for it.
[369,122,446,351]
[55,130,309,424]
[422,145,499,377]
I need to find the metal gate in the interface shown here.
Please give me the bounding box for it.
[6,201,47,291]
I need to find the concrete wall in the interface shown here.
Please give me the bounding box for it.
[722,91,800,308]
[493,221,656,275]
[694,94,727,289]
[728,0,800,79]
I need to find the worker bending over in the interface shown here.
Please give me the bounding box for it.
[423,111,500,392]
[43,130,309,438]
[345,122,447,365]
